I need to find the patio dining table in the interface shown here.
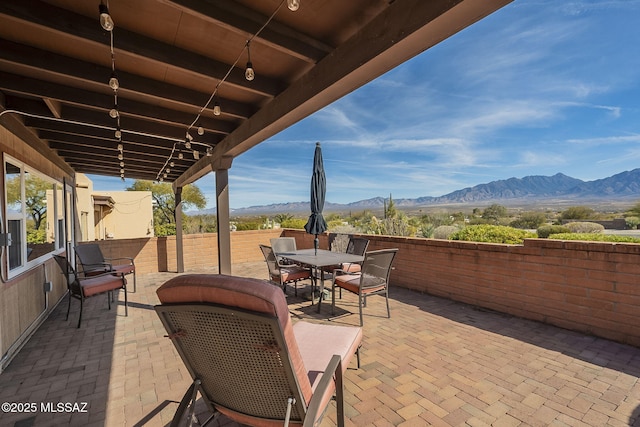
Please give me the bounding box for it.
[278,248,364,311]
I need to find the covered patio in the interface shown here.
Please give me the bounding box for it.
[0,262,638,426]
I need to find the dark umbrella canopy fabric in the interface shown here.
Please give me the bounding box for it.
[304,142,327,251]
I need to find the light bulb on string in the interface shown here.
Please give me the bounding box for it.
[193,150,200,160]
[245,62,255,81]
[197,125,205,135]
[166,168,170,173]
[117,153,123,161]
[108,73,119,90]
[99,3,114,31]
[245,42,254,81]
[287,0,300,11]
[115,128,122,140]
[206,147,213,157]
[117,143,123,152]
[170,161,175,167]
[120,168,124,174]
[178,153,183,160]
[109,106,119,119]
[119,161,124,167]
[185,140,191,149]
[213,102,221,116]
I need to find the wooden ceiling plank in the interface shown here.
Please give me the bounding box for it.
[0,1,281,97]
[164,0,332,63]
[0,39,253,120]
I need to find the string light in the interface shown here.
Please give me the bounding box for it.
[100,2,126,178]
[287,0,300,11]
[245,41,255,81]
[155,0,298,181]
[99,2,114,31]
[108,72,119,90]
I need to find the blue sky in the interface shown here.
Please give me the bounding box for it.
[89,0,640,210]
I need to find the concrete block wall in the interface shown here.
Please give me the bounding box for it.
[283,229,640,347]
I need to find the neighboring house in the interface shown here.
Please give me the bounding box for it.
[74,173,154,241]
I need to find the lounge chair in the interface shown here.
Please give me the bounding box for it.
[155,274,362,427]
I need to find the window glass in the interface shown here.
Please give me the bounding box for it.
[4,157,64,275]
[5,162,23,270]
[25,171,55,261]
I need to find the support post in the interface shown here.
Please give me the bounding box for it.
[175,186,184,273]
[216,168,231,275]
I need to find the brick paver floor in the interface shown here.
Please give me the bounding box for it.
[0,262,639,426]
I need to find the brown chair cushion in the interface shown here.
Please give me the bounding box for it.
[81,274,125,297]
[334,274,385,295]
[278,266,310,283]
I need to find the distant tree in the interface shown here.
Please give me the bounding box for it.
[627,201,640,218]
[625,216,640,230]
[127,180,206,235]
[183,214,217,234]
[509,212,547,229]
[7,175,52,243]
[560,206,595,220]
[481,204,507,224]
[274,213,294,224]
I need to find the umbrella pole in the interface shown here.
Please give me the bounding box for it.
[314,234,319,255]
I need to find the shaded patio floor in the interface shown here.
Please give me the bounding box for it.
[1,262,639,426]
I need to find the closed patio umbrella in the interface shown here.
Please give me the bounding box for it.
[304,142,327,255]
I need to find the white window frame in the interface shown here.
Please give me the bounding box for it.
[3,155,65,278]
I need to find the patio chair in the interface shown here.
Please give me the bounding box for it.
[260,244,311,296]
[75,243,136,292]
[331,248,398,326]
[270,237,302,268]
[53,254,128,328]
[155,274,362,427]
[325,237,369,274]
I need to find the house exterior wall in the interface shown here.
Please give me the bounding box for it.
[0,125,70,368]
[74,173,153,242]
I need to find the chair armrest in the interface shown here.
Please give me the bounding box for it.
[81,261,113,270]
[303,354,343,427]
[105,256,135,265]
[77,270,124,280]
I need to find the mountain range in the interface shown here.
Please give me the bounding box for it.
[193,168,640,215]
